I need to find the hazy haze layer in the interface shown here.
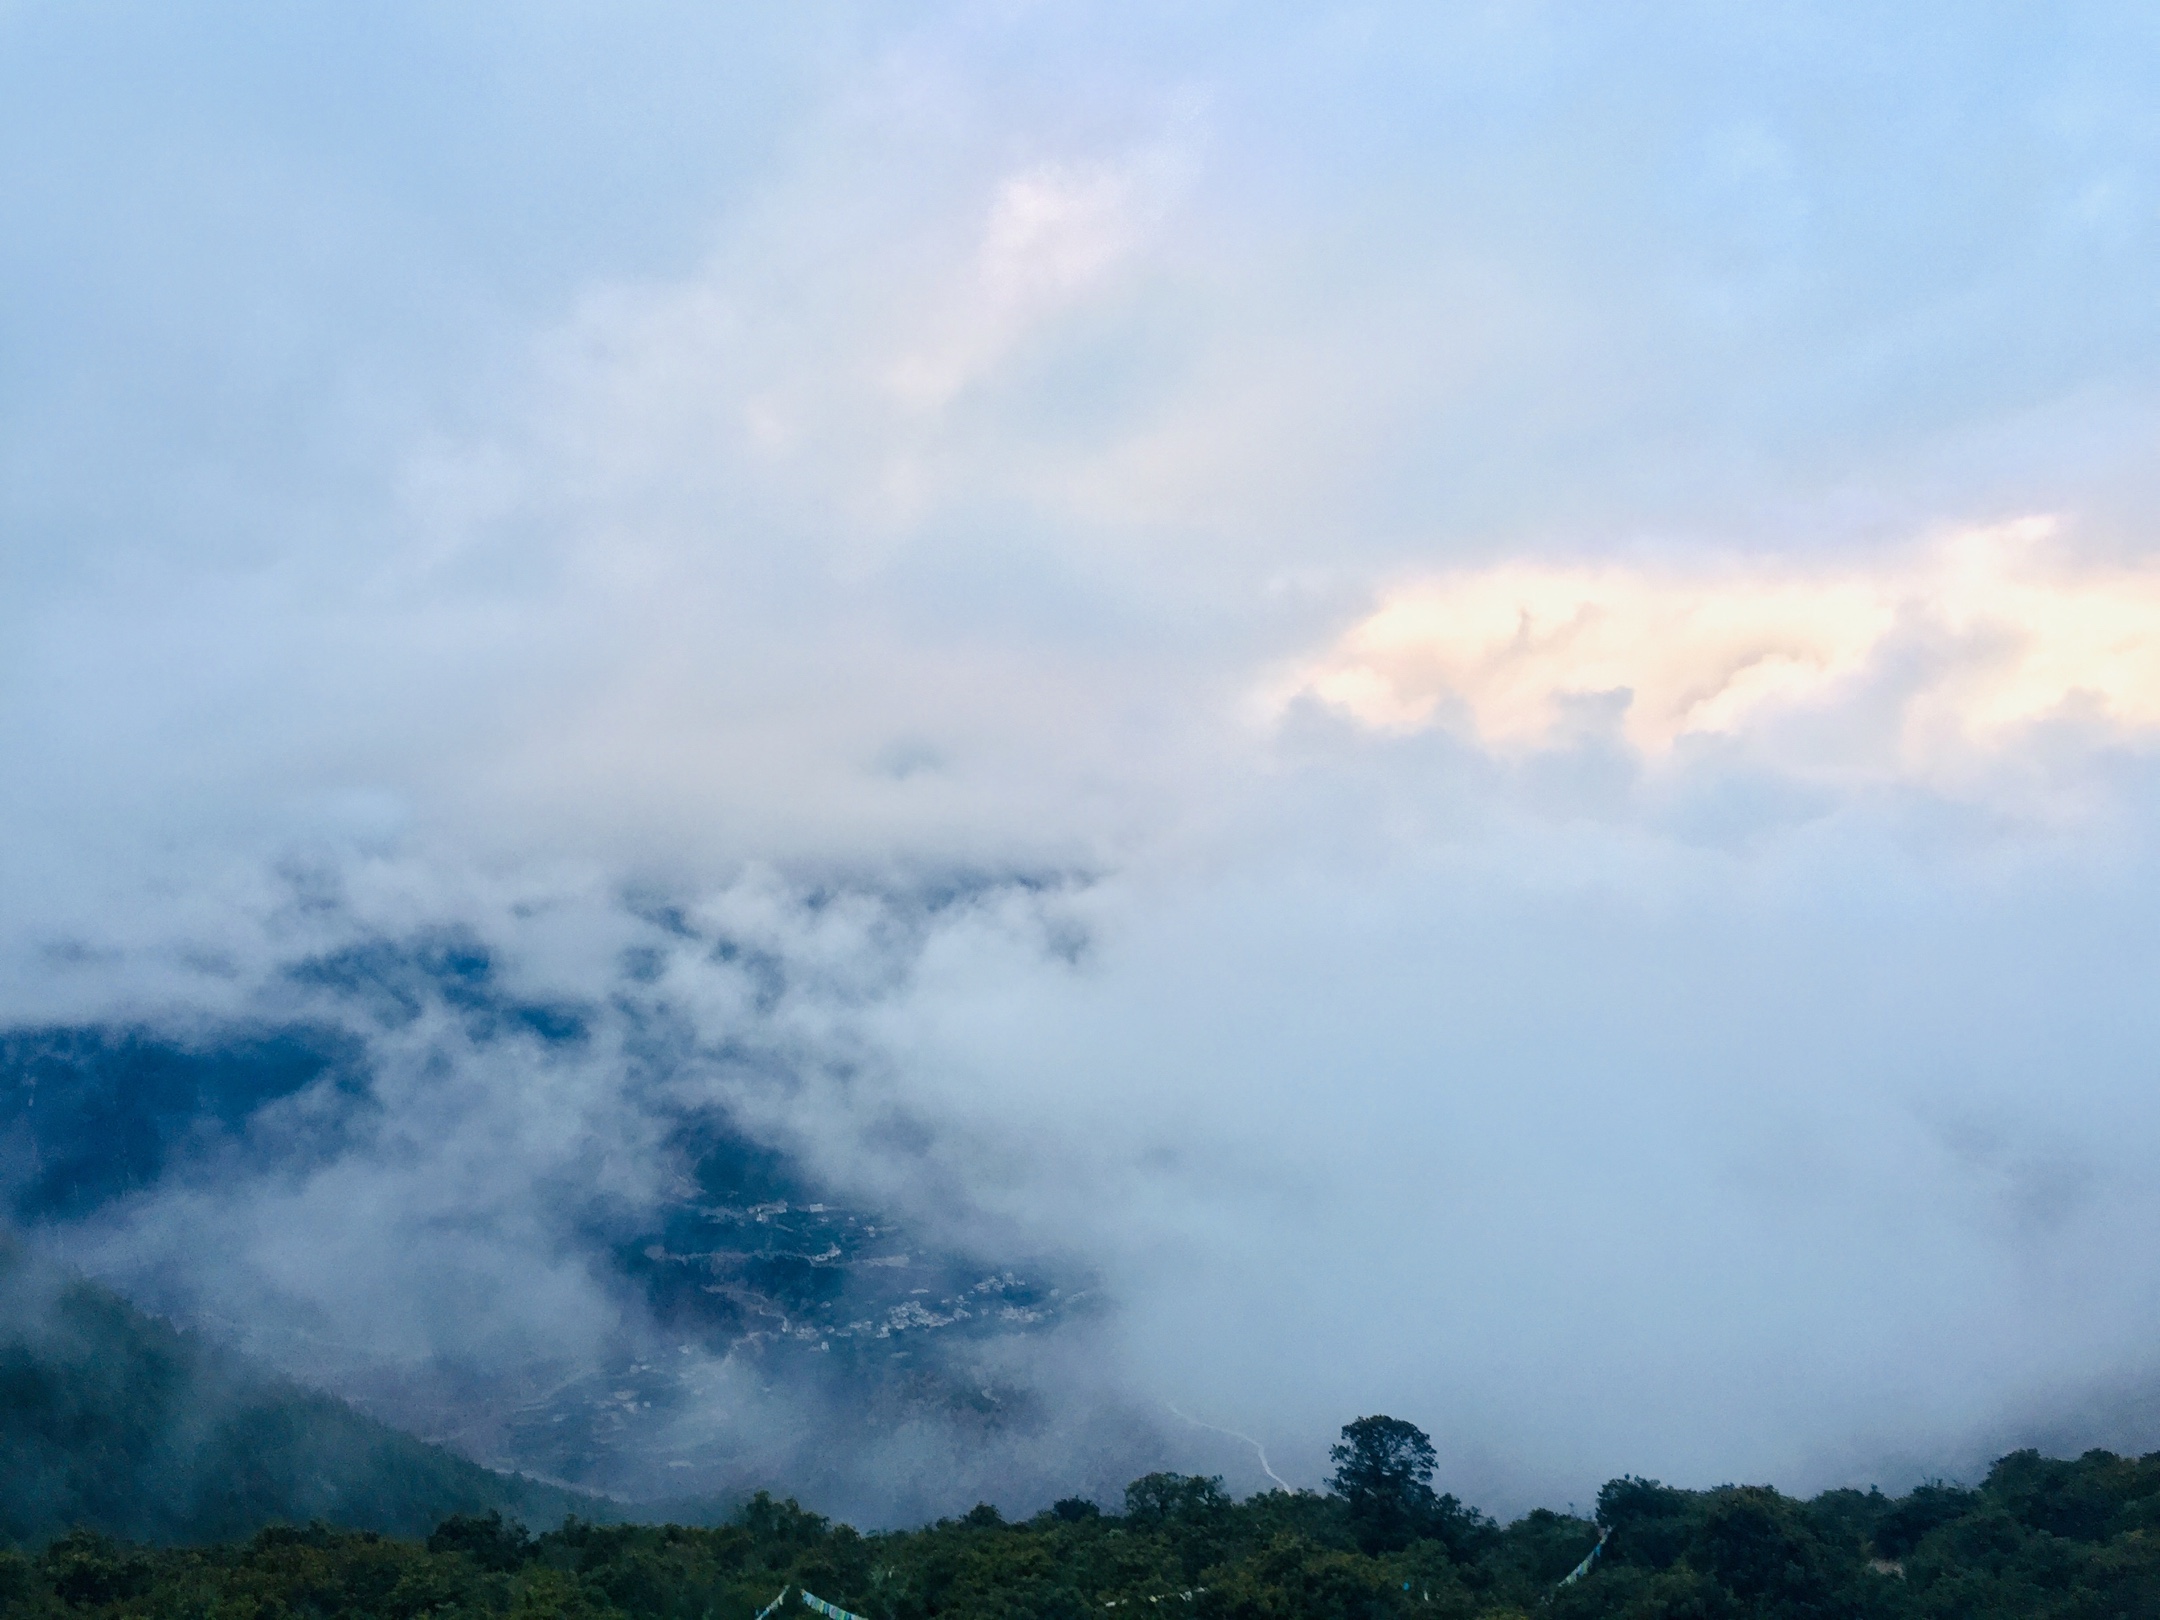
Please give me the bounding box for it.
[7,2,2160,1519]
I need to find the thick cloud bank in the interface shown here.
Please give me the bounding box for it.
[7,2,2160,1522]
[13,789,2160,1521]
[2,871,1178,1525]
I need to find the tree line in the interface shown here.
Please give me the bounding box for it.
[6,1415,2159,1618]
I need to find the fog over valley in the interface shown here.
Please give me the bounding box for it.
[7,2,2160,1531]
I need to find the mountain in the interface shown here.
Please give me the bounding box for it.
[0,937,1094,1514]
[0,1238,604,1547]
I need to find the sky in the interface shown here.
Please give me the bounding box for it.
[8,1,2160,1518]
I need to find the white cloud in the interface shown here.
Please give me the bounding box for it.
[12,0,2160,1519]
[1278,519,2160,787]
[884,155,1179,412]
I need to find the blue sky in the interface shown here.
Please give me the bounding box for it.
[8,3,2160,1513]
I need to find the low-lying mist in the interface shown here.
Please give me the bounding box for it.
[10,0,2160,1535]
[11,739,2160,1525]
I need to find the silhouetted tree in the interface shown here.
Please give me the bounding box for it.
[1123,1472,1231,1527]
[428,1509,532,1571]
[1329,1415,1438,1553]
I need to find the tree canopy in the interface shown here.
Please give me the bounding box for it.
[7,1428,2160,1619]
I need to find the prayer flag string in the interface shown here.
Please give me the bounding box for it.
[1557,1527,1610,1588]
[799,1590,871,1620]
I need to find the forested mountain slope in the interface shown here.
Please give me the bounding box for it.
[1,992,1084,1511]
[0,1241,602,1547]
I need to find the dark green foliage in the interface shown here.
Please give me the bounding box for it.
[1484,1507,1601,1590]
[1124,1474,1232,1529]
[6,1364,2160,1620]
[1421,1494,1500,1567]
[1597,1477,1694,1571]
[1981,1447,2160,1542]
[1326,1417,1497,1562]
[429,1512,535,1573]
[1688,1488,1832,1615]
[1799,1485,1892,1560]
[1872,1482,1977,1560]
[1330,1416,1439,1554]
[40,1532,151,1608]
[12,1440,2160,1619]
[1207,1532,1398,1619]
